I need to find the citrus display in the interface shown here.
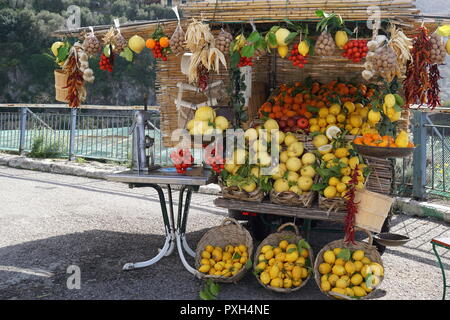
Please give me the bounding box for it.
[198,244,249,277]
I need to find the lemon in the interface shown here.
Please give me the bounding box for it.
[128,34,146,53]
[353,286,367,297]
[198,264,211,273]
[283,278,293,288]
[214,116,229,130]
[259,271,271,284]
[201,251,211,259]
[337,113,346,123]
[361,265,370,278]
[359,107,369,118]
[296,256,306,266]
[361,282,373,293]
[325,125,342,140]
[318,118,328,128]
[244,128,258,141]
[354,261,363,272]
[352,250,365,261]
[275,252,287,262]
[321,280,331,292]
[264,249,275,260]
[370,263,384,277]
[300,165,316,178]
[284,134,298,146]
[324,186,337,198]
[339,157,349,165]
[318,144,333,155]
[332,265,346,276]
[287,141,304,157]
[263,119,279,131]
[321,274,328,282]
[348,156,360,170]
[274,178,290,193]
[350,128,361,136]
[345,261,356,275]
[277,240,288,250]
[287,171,300,183]
[350,273,363,286]
[331,287,347,298]
[334,258,345,266]
[195,106,215,122]
[289,185,302,195]
[302,153,316,166]
[344,102,356,113]
[200,258,210,265]
[346,287,355,297]
[361,257,372,265]
[212,249,222,262]
[322,153,336,162]
[326,114,337,125]
[286,250,299,263]
[335,30,348,49]
[269,265,280,279]
[341,176,352,185]
[242,181,257,193]
[335,278,348,289]
[336,183,347,193]
[368,110,381,124]
[310,124,321,133]
[323,250,336,264]
[261,245,273,254]
[313,134,329,148]
[328,177,340,187]
[340,167,351,176]
[300,248,309,258]
[319,263,332,275]
[335,147,349,159]
[275,28,291,46]
[328,274,339,286]
[329,104,342,115]
[297,176,313,191]
[350,115,363,128]
[286,157,302,172]
[384,94,396,108]
[270,277,283,288]
[298,40,310,56]
[333,247,342,255]
[367,275,381,289]
[318,108,329,118]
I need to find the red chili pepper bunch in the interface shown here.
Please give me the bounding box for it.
[403,27,433,108]
[170,148,194,174]
[288,43,308,69]
[342,40,368,63]
[64,55,84,108]
[343,168,360,244]
[204,145,225,174]
[427,63,443,110]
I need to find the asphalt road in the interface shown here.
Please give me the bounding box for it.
[0,166,449,300]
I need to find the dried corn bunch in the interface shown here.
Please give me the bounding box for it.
[430,33,447,64]
[216,29,233,55]
[82,30,101,56]
[185,19,227,85]
[170,24,185,55]
[315,31,336,56]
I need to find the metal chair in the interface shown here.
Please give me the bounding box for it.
[431,238,450,300]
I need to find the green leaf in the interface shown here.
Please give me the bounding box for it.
[315,10,325,17]
[312,183,327,191]
[56,45,69,62]
[268,33,277,47]
[307,105,319,113]
[119,47,133,62]
[208,280,220,296]
[365,274,375,289]
[199,289,215,300]
[103,45,111,57]
[393,103,403,112]
[337,248,351,261]
[245,259,253,270]
[247,31,261,43]
[232,252,241,260]
[241,45,255,58]
[298,239,311,250]
[230,51,241,68]
[287,247,297,254]
[285,32,298,45]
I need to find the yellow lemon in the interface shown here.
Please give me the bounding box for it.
[352,250,365,261]
[331,287,347,299]
[337,113,346,123]
[201,251,211,259]
[354,261,363,272]
[273,247,282,255]
[344,101,356,113]
[319,263,332,275]
[340,167,351,176]
[328,274,339,286]
[296,256,306,266]
[323,250,336,264]
[361,282,373,293]
[318,108,329,118]
[335,279,348,289]
[350,115,363,128]
[270,278,283,288]
[346,287,355,297]
[260,271,271,284]
[336,183,347,193]
[361,257,372,265]
[321,280,331,292]
[264,249,275,260]
[313,134,329,148]
[334,148,349,159]
[297,176,313,191]
[286,250,299,263]
[334,258,346,266]
[368,110,381,124]
[351,273,363,286]
[353,286,367,297]
[321,274,328,282]
[333,247,342,255]
[329,104,342,116]
[384,94,396,108]
[198,264,211,273]
[332,265,346,276]
[345,261,356,275]
[326,114,337,125]
[275,252,287,262]
[283,278,293,288]
[256,262,267,271]
[324,186,337,198]
[370,263,384,277]
[200,258,210,265]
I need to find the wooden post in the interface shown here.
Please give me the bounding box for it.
[412,110,427,200]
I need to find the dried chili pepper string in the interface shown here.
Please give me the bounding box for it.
[427,64,442,110]
[404,26,432,108]
[343,167,360,244]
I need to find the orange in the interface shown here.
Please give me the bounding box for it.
[159,36,170,48]
[354,137,363,145]
[304,111,313,119]
[146,38,156,49]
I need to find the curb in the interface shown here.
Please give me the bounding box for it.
[0,153,221,196]
[394,197,450,223]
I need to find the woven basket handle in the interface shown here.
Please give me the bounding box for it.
[221,217,244,230]
[277,223,300,236]
[355,227,373,246]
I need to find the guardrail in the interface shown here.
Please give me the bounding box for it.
[0,104,173,165]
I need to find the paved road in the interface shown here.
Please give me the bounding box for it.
[0,166,449,300]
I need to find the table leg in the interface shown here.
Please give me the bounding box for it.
[302,219,312,242]
[164,185,176,257]
[432,243,447,300]
[176,185,201,277]
[123,184,174,271]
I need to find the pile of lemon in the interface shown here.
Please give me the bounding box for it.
[309,101,380,137]
[312,131,367,198]
[256,240,311,289]
[198,244,249,277]
[318,247,384,298]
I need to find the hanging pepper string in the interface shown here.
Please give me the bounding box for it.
[344,167,360,244]
[427,64,442,110]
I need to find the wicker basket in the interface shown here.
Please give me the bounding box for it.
[219,178,265,202]
[314,229,384,300]
[195,218,253,283]
[269,189,316,208]
[318,194,347,213]
[254,223,314,293]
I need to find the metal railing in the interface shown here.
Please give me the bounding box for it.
[0,104,173,165]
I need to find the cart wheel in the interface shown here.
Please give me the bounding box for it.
[227,209,248,221]
[374,213,391,256]
[248,214,273,241]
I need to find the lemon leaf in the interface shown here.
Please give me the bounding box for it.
[119,47,133,62]
[232,252,241,260]
[245,259,253,270]
[287,247,297,254]
[208,280,220,297]
[298,239,311,250]
[336,248,351,261]
[365,274,375,289]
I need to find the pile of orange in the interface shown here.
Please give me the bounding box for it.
[258,81,377,121]
[354,134,414,148]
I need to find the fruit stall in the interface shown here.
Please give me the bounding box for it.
[51,1,450,299]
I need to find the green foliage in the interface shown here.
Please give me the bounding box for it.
[28,135,66,158]
[0,1,174,104]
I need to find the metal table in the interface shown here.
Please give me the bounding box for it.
[107,166,213,276]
